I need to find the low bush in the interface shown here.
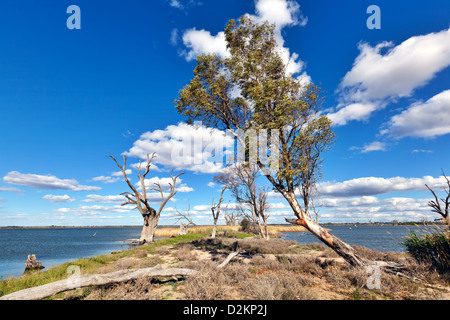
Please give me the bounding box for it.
[403,228,450,273]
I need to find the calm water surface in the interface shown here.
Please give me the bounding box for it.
[281,225,431,252]
[0,225,433,280]
[0,227,142,279]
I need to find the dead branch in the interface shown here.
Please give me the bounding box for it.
[0,265,197,300]
[217,251,241,268]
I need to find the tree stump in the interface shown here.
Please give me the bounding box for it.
[179,223,187,235]
[24,254,44,273]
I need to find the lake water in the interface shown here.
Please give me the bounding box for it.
[0,225,431,280]
[281,225,430,253]
[0,227,142,279]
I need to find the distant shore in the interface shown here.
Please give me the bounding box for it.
[0,221,443,229]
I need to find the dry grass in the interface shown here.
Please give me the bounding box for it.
[20,233,448,301]
[84,276,159,300]
[183,261,233,300]
[154,225,306,237]
[240,270,316,300]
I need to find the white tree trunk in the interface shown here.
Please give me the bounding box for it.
[140,217,157,243]
[283,191,366,267]
[211,217,218,238]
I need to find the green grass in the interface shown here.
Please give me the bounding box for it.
[0,233,208,298]
[403,228,450,273]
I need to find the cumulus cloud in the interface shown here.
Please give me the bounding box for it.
[83,192,177,204]
[83,194,126,203]
[350,141,387,153]
[267,175,448,200]
[43,194,76,203]
[318,175,447,197]
[125,122,234,174]
[55,205,134,216]
[3,171,101,191]
[317,196,434,223]
[169,0,202,11]
[91,176,120,184]
[329,28,450,126]
[91,169,132,184]
[181,29,229,61]
[381,89,450,139]
[142,176,194,193]
[0,186,23,192]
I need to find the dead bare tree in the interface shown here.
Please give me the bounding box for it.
[425,170,450,228]
[211,186,227,238]
[174,201,197,227]
[215,163,270,239]
[109,153,184,243]
[223,202,242,226]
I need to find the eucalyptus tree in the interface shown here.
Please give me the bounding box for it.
[175,16,365,266]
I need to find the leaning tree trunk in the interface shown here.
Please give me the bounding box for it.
[284,191,366,268]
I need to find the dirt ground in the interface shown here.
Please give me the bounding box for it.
[60,236,450,300]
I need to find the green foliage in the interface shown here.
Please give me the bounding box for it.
[240,217,252,232]
[404,229,450,272]
[175,15,335,199]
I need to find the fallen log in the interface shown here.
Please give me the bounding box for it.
[218,251,241,268]
[0,264,197,300]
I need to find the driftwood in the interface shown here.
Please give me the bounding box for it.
[24,254,44,272]
[0,265,197,300]
[218,251,241,268]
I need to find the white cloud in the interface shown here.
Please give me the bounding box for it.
[411,149,433,154]
[83,194,126,203]
[170,28,179,46]
[83,192,177,204]
[169,0,202,11]
[43,194,76,203]
[142,176,194,193]
[181,29,228,61]
[55,205,134,216]
[268,175,448,199]
[0,186,23,192]
[3,171,101,191]
[91,176,120,184]
[169,0,183,9]
[319,175,447,197]
[350,141,387,153]
[249,0,308,76]
[318,196,434,223]
[329,28,450,126]
[91,169,132,184]
[111,169,131,177]
[381,89,450,139]
[327,102,380,126]
[125,122,234,174]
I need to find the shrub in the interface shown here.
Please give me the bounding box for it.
[403,228,450,273]
[240,218,252,233]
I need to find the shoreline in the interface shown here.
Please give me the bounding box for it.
[1,233,448,300]
[0,221,442,229]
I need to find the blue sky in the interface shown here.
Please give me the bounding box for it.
[0,0,449,226]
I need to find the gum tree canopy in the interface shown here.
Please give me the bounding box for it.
[175,16,366,267]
